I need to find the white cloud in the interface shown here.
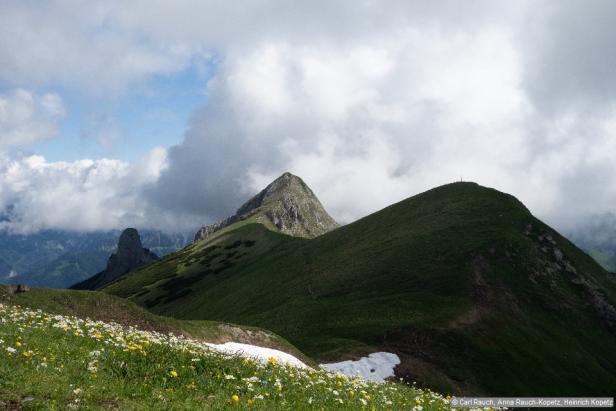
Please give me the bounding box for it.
[521,0,616,113]
[148,1,616,236]
[0,3,199,95]
[0,89,64,149]
[1,1,616,238]
[0,1,519,95]
[0,147,178,234]
[153,24,538,225]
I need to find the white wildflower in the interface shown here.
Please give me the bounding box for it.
[87,360,98,373]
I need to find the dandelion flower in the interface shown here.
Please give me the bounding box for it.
[231,395,239,402]
[169,370,178,378]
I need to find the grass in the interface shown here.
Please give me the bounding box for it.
[0,303,457,410]
[0,286,310,365]
[103,182,616,395]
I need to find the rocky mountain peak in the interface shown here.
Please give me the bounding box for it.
[70,228,159,290]
[194,172,338,242]
[115,228,145,265]
[235,172,316,215]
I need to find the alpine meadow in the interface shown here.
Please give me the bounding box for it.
[1,1,616,410]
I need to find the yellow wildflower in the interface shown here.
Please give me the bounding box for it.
[231,394,239,402]
[169,370,178,378]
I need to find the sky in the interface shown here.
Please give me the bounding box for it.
[1,0,616,239]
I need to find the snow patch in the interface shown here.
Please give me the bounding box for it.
[206,342,308,369]
[320,352,400,382]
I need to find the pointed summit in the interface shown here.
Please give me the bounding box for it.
[194,172,338,242]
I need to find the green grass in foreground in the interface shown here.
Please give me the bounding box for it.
[0,286,310,366]
[0,304,461,410]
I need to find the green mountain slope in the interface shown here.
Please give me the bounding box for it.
[103,182,616,395]
[0,285,308,362]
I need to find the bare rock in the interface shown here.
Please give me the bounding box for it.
[194,172,338,242]
[70,228,159,290]
[4,284,30,294]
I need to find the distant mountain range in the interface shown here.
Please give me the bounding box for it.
[0,229,189,288]
[102,174,616,395]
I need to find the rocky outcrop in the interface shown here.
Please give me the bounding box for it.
[2,284,30,294]
[194,172,339,242]
[70,228,158,290]
[193,218,235,242]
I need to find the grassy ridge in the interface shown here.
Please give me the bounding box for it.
[104,182,616,395]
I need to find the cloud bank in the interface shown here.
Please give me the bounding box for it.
[0,148,170,234]
[1,1,616,237]
[0,89,64,150]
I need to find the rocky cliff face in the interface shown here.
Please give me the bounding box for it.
[70,228,159,290]
[194,172,338,242]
